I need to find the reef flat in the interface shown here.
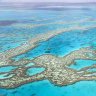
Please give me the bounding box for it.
[0,44,96,89]
[1,23,96,62]
[0,12,96,89]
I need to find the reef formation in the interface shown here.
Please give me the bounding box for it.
[0,18,96,89]
[0,46,96,89]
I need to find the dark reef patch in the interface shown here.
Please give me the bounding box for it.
[0,20,17,26]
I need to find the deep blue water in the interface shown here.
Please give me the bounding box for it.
[0,3,96,96]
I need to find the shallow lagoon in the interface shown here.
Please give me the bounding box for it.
[0,2,96,96]
[13,28,96,61]
[67,60,96,70]
[26,67,45,76]
[1,80,96,96]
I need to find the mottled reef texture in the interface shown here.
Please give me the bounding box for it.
[0,47,96,89]
[0,18,96,89]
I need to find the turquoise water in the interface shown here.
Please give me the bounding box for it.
[25,67,45,76]
[1,3,96,96]
[0,24,68,52]
[0,66,16,79]
[25,63,34,67]
[1,80,96,96]
[13,28,96,61]
[0,66,16,73]
[67,60,96,70]
[87,68,96,72]
[0,73,14,79]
